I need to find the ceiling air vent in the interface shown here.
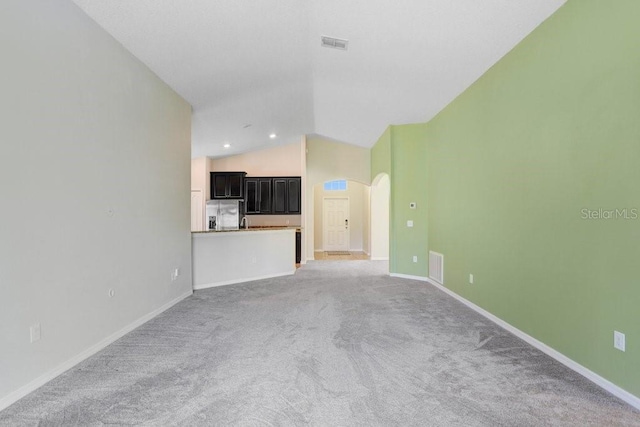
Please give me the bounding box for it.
[321,35,348,51]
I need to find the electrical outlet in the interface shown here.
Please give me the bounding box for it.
[407,220,414,227]
[469,274,474,284]
[251,257,257,264]
[614,331,626,352]
[30,323,41,343]
[412,255,418,263]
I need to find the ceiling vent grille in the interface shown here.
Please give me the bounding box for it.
[321,36,348,51]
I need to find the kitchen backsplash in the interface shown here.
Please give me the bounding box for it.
[246,215,301,227]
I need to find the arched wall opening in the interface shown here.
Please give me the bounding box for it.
[303,134,372,263]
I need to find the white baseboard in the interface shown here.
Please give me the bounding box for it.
[390,273,428,281]
[193,271,296,290]
[391,273,640,410]
[0,290,193,412]
[371,256,389,261]
[316,249,366,253]
[316,249,365,253]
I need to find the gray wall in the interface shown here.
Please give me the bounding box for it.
[0,0,192,406]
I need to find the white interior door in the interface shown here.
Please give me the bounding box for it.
[191,190,204,231]
[323,198,349,251]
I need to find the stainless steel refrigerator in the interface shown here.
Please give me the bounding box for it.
[205,200,241,231]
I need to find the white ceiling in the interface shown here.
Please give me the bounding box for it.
[72,0,566,158]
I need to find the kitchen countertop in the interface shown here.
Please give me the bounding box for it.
[192,226,301,234]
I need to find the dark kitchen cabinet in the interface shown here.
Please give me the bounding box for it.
[272,177,301,214]
[272,179,287,214]
[244,179,258,212]
[244,176,301,215]
[259,179,272,213]
[287,178,301,214]
[244,178,272,214]
[211,172,246,199]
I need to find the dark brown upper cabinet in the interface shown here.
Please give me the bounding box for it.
[244,178,272,214]
[210,172,246,199]
[272,177,301,215]
[244,176,301,215]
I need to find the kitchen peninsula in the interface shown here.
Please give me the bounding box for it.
[192,227,298,290]
[191,143,306,289]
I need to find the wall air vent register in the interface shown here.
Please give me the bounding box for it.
[321,36,348,50]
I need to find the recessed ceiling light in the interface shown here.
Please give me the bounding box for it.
[223,143,230,148]
[269,133,277,139]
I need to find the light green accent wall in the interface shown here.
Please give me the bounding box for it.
[426,0,640,396]
[371,124,428,275]
[390,124,428,276]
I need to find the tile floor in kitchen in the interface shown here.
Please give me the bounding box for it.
[313,251,369,261]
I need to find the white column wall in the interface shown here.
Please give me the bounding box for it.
[370,174,390,260]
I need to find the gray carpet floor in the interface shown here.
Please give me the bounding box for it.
[1,260,639,426]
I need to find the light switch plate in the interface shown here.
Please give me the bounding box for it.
[30,323,41,343]
[407,220,414,227]
[614,331,625,352]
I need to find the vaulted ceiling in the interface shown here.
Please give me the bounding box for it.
[72,0,566,158]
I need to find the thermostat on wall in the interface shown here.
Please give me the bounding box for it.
[409,202,417,209]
